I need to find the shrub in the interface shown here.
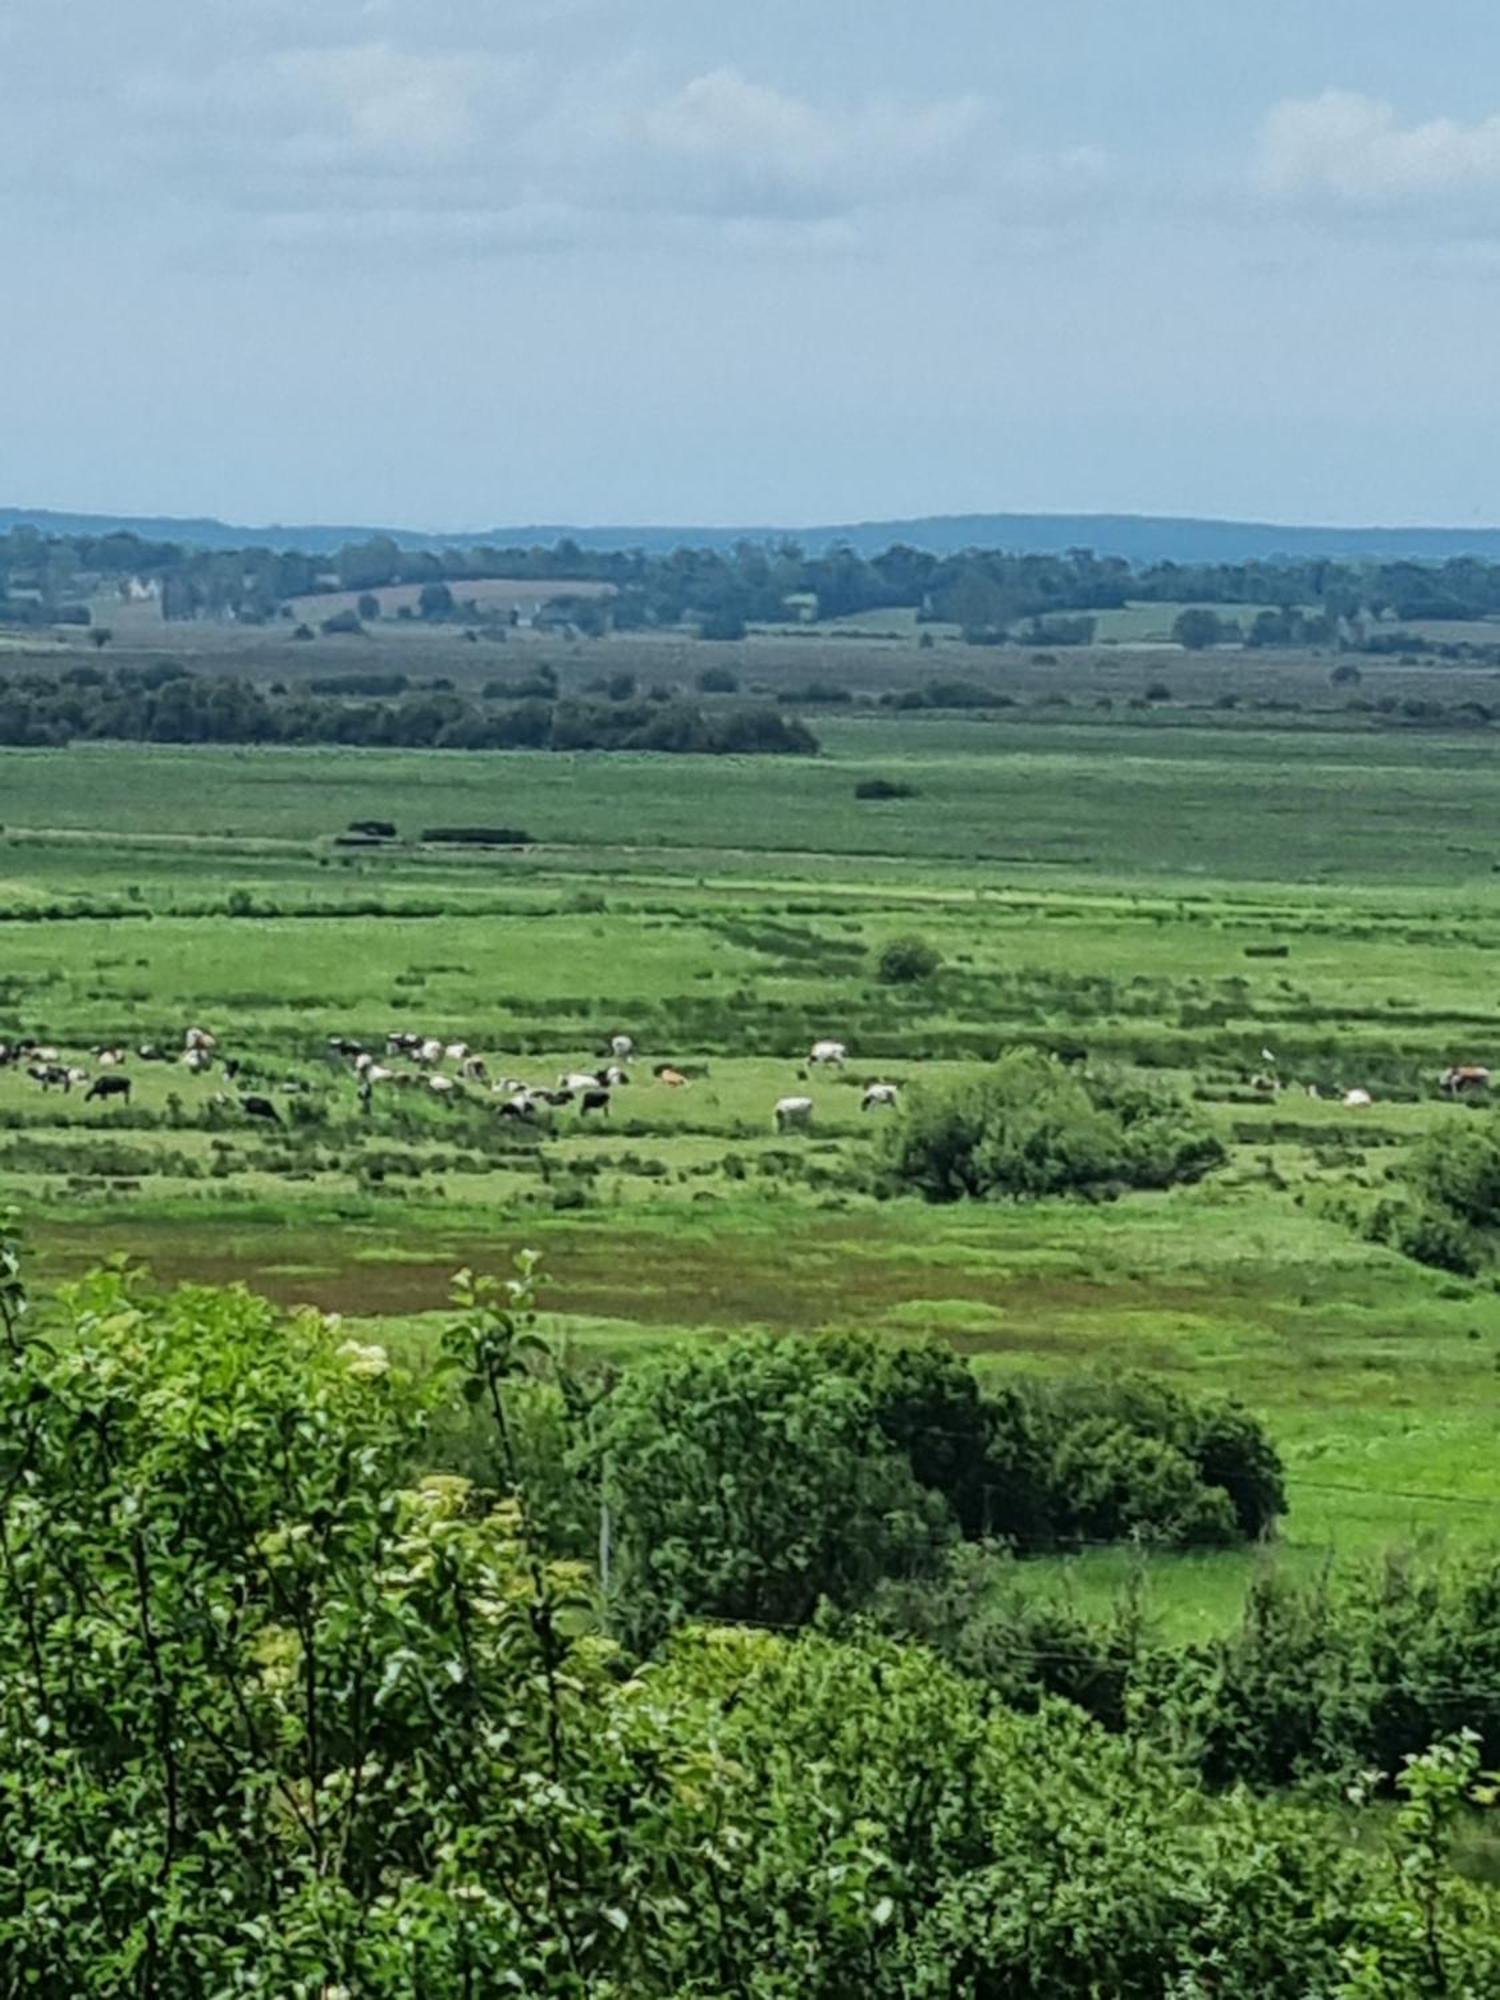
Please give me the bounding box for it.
[420,825,532,847]
[320,609,364,636]
[1409,1122,1500,1227]
[855,776,917,800]
[596,1333,950,1647]
[874,932,942,983]
[696,664,739,693]
[699,608,746,641]
[880,1051,1224,1204]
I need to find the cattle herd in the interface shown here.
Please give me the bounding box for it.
[0,1024,903,1133]
[0,1024,1491,1134]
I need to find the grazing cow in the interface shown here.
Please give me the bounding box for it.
[610,1035,636,1061]
[33,1047,58,1064]
[417,1038,445,1067]
[386,1032,421,1056]
[1342,1088,1373,1109]
[861,1082,900,1111]
[809,1040,847,1067]
[85,1075,131,1104]
[184,1027,217,1054]
[460,1055,489,1083]
[578,1088,611,1117]
[426,1074,458,1097]
[183,1048,213,1075]
[240,1095,280,1124]
[655,1067,689,1088]
[445,1042,470,1064]
[94,1046,127,1067]
[543,1089,575,1108]
[774,1095,814,1133]
[328,1035,365,1060]
[65,1067,89,1090]
[221,1060,242,1082]
[137,1044,167,1062]
[559,1071,601,1093]
[1442,1065,1491,1097]
[598,1065,630,1088]
[28,1064,71,1092]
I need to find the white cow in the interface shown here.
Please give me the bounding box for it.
[417,1038,445,1067]
[809,1040,847,1067]
[183,1048,213,1075]
[558,1070,601,1092]
[611,1035,636,1061]
[1342,1088,1373,1108]
[445,1042,470,1064]
[427,1074,458,1096]
[861,1083,900,1111]
[184,1026,217,1054]
[774,1095,814,1133]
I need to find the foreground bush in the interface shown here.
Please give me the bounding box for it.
[0,1239,1493,1992]
[880,1049,1224,1203]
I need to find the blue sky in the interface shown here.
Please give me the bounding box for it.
[6,1,1500,529]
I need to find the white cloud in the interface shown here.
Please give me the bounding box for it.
[1258,90,1500,202]
[270,43,491,164]
[0,20,1109,259]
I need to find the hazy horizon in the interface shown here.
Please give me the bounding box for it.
[9,2,1500,530]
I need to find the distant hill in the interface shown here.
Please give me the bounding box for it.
[9,503,1500,564]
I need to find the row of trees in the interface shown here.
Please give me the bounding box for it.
[0,666,819,754]
[0,1238,1493,1992]
[13,518,1500,639]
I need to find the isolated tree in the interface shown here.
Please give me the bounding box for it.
[1172,608,1225,651]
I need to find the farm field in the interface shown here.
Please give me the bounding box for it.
[5,695,1500,1636]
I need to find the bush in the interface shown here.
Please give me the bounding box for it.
[855,777,917,800]
[420,825,532,846]
[699,608,746,641]
[696,664,739,693]
[1409,1122,1500,1227]
[874,932,942,983]
[880,1051,1224,1204]
[320,609,364,636]
[597,1333,950,1647]
[1370,1196,1481,1275]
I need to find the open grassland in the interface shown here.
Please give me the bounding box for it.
[6,689,1500,1634]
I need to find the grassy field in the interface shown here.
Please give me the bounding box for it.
[5,650,1500,1635]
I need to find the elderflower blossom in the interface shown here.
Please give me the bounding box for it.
[337,1339,389,1380]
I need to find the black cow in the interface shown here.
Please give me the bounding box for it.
[578,1088,611,1117]
[240,1095,280,1124]
[85,1075,131,1103]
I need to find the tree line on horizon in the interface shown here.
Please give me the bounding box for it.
[7,520,1500,645]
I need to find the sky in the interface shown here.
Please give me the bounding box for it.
[6,0,1500,531]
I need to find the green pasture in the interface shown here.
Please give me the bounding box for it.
[5,689,1500,1633]
[5,716,1500,884]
